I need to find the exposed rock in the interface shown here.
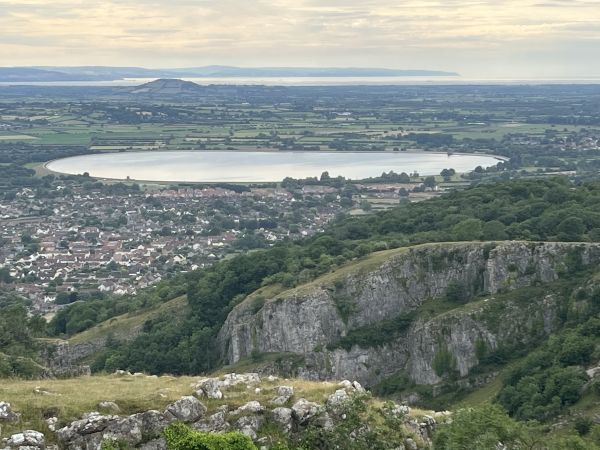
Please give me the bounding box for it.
[98,401,120,413]
[327,389,350,408]
[45,417,58,432]
[391,404,410,416]
[271,386,294,405]
[222,373,261,387]
[0,402,19,423]
[113,370,131,377]
[338,380,353,390]
[219,242,598,386]
[139,438,167,450]
[192,411,230,433]
[352,381,365,393]
[404,437,418,450]
[271,407,293,434]
[4,430,45,449]
[234,416,264,441]
[56,410,171,449]
[195,378,223,400]
[164,396,206,423]
[233,401,264,415]
[291,398,323,425]
[586,366,600,379]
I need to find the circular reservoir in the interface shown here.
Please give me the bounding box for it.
[46,151,502,183]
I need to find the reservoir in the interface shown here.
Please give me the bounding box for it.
[46,150,501,183]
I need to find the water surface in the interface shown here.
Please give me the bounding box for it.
[46,151,501,183]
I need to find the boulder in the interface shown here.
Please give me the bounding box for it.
[4,430,45,449]
[234,416,264,441]
[164,396,206,423]
[193,411,230,433]
[291,398,323,425]
[0,402,19,423]
[45,417,58,432]
[404,438,418,450]
[195,378,223,400]
[222,373,261,387]
[338,380,353,390]
[57,410,171,449]
[391,404,410,416]
[326,389,350,408]
[271,386,294,405]
[271,407,293,434]
[233,401,264,415]
[352,381,366,393]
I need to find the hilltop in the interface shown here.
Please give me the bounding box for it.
[127,78,205,96]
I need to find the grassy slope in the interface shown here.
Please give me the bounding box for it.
[67,295,188,345]
[0,373,436,444]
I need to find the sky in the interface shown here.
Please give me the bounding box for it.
[1,0,599,79]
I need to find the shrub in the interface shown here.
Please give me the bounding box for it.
[164,423,257,450]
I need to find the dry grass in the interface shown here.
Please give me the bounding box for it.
[0,374,195,439]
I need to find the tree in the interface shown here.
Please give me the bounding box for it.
[423,176,437,190]
[482,220,508,240]
[452,218,483,241]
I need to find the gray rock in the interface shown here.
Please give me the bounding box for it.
[352,381,365,393]
[234,416,264,441]
[139,438,167,450]
[221,373,261,387]
[391,404,410,416]
[271,386,294,405]
[0,402,19,423]
[196,378,223,400]
[271,407,293,434]
[291,398,323,425]
[327,389,350,408]
[193,411,230,433]
[404,438,418,450]
[4,430,45,449]
[233,401,264,415]
[45,417,58,432]
[164,396,206,423]
[218,242,600,387]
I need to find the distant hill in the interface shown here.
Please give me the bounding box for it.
[0,66,459,82]
[128,78,204,95]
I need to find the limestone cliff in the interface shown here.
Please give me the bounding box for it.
[218,241,600,386]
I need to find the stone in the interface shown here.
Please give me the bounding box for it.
[271,407,293,434]
[267,375,279,382]
[271,386,294,405]
[221,373,261,387]
[46,417,58,432]
[404,438,418,450]
[291,398,323,425]
[164,396,206,423]
[5,430,45,449]
[139,438,167,450]
[0,402,19,423]
[195,378,223,400]
[338,380,353,390]
[327,389,350,408]
[391,404,410,416]
[233,401,264,415]
[254,388,262,395]
[98,401,120,413]
[113,370,131,376]
[193,411,230,433]
[352,381,365,393]
[234,416,264,441]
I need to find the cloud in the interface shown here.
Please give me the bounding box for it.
[0,0,599,77]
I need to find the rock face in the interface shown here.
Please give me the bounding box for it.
[218,242,600,386]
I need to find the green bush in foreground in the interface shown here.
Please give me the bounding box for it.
[164,423,257,450]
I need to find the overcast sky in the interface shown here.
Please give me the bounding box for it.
[1,0,599,78]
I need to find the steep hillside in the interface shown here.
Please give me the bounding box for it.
[218,241,600,388]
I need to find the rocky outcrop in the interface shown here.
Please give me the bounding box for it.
[218,242,600,386]
[0,402,19,423]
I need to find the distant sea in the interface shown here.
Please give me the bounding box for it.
[2,76,600,87]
